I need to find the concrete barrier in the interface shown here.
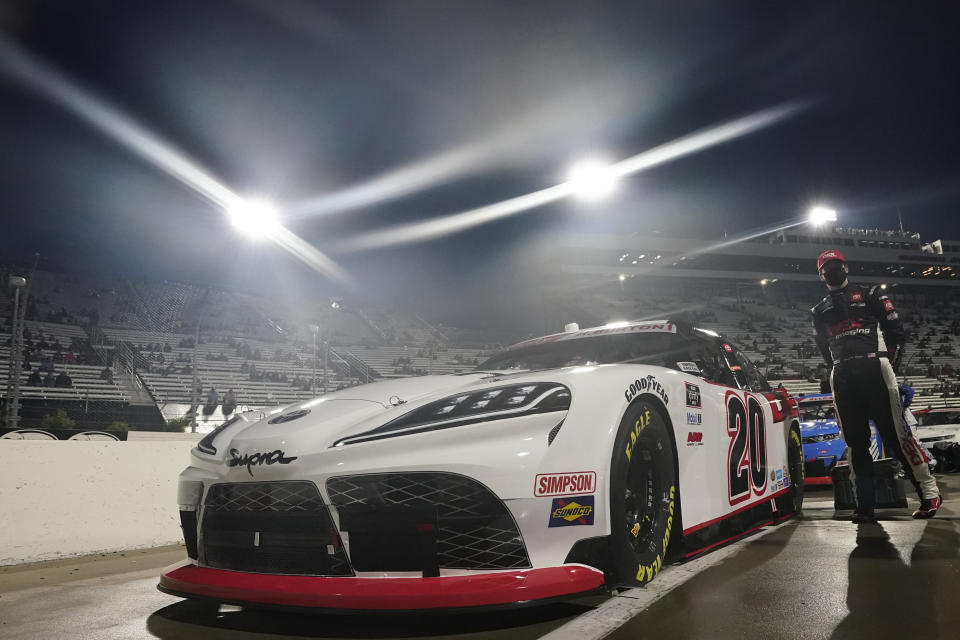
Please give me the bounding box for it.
[1,436,199,565]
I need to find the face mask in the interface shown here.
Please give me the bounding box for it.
[822,265,847,287]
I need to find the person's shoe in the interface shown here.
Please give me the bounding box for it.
[912,495,942,519]
[851,509,877,524]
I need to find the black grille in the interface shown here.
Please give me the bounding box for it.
[200,481,352,576]
[327,472,529,570]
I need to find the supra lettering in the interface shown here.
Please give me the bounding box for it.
[227,448,298,477]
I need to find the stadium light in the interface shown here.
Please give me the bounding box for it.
[227,198,281,239]
[567,158,618,201]
[808,206,837,227]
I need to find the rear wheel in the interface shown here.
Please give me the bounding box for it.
[776,426,804,516]
[609,399,677,587]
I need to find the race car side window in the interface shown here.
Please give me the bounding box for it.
[732,349,772,393]
[686,334,738,387]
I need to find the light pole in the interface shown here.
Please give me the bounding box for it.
[309,324,319,395]
[323,298,341,393]
[6,275,27,430]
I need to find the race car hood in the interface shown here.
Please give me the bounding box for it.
[201,369,566,461]
[915,424,960,442]
[799,420,839,438]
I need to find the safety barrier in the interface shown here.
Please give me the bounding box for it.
[0,433,200,565]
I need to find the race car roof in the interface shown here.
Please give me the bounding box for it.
[508,320,676,351]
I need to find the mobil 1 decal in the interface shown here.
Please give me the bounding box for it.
[725,390,768,505]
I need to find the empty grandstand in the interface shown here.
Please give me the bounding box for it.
[5,225,960,435]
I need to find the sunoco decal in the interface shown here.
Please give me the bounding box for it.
[548,495,595,527]
[535,471,597,497]
[228,449,298,476]
[624,375,669,405]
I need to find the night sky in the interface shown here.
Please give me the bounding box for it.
[1,1,959,310]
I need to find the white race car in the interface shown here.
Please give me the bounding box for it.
[159,320,803,612]
[912,408,960,473]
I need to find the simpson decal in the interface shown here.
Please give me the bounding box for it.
[677,361,701,373]
[883,299,895,312]
[534,471,597,497]
[685,382,701,408]
[548,495,595,527]
[850,291,863,303]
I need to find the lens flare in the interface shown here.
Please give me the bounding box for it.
[337,100,809,253]
[0,35,348,285]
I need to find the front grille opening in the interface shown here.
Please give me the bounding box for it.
[200,481,352,576]
[327,472,530,571]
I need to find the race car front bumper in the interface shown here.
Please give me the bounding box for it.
[158,560,606,611]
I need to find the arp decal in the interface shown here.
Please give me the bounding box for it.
[624,375,669,405]
[686,412,702,425]
[636,486,674,583]
[685,382,701,408]
[686,431,703,446]
[548,495,595,527]
[534,471,597,497]
[725,391,768,505]
[677,361,701,373]
[227,449,298,477]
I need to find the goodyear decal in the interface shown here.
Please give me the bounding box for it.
[624,375,669,405]
[636,486,674,583]
[548,495,595,527]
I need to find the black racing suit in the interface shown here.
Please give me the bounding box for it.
[811,284,938,511]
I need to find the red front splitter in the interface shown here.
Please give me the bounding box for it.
[158,560,606,611]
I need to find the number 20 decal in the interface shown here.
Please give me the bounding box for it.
[725,390,767,505]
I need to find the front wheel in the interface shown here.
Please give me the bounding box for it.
[609,399,678,587]
[776,425,804,516]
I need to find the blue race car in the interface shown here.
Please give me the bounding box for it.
[797,394,847,485]
[796,394,885,485]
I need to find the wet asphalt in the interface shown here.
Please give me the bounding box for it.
[1,477,957,640]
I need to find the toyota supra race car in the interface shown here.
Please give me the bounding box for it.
[159,320,804,612]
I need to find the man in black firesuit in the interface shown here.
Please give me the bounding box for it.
[811,250,940,523]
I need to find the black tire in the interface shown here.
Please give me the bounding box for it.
[776,425,804,516]
[609,398,678,587]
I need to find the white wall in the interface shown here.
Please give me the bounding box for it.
[0,437,199,565]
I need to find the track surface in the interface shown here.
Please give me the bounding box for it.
[2,477,958,640]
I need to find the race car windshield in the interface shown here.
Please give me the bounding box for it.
[916,411,960,427]
[801,401,835,421]
[477,333,674,371]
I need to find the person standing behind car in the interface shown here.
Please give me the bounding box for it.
[811,250,940,522]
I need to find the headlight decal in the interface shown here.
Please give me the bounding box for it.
[332,383,571,447]
[196,414,243,455]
